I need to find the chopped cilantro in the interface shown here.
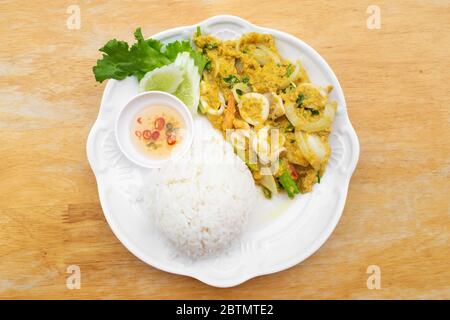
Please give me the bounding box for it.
[205,43,218,50]
[223,74,240,85]
[285,123,295,133]
[296,93,305,107]
[282,83,295,93]
[205,60,211,71]
[304,107,319,116]
[285,64,294,77]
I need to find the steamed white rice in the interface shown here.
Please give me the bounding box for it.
[140,125,257,258]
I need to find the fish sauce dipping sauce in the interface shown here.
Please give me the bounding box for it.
[115,91,194,168]
[132,105,184,159]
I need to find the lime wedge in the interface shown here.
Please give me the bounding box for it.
[173,53,200,113]
[138,64,184,93]
[138,53,200,114]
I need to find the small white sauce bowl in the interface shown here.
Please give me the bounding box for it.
[115,91,194,168]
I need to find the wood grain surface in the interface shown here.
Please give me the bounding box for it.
[0,0,449,299]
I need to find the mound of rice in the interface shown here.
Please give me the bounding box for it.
[141,125,257,258]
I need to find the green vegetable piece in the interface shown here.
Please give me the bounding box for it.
[189,51,209,74]
[279,171,300,198]
[92,39,132,82]
[296,93,305,107]
[246,162,259,172]
[93,28,169,82]
[93,27,209,82]
[282,83,295,94]
[164,40,209,74]
[285,123,295,133]
[243,157,258,171]
[164,40,193,60]
[198,101,206,114]
[205,60,211,71]
[205,43,218,50]
[129,28,171,80]
[305,107,319,116]
[285,64,294,77]
[262,187,272,199]
[223,74,239,85]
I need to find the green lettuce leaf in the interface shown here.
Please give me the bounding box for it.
[188,50,209,74]
[165,40,209,74]
[93,28,209,83]
[93,39,133,82]
[129,28,170,80]
[164,40,192,60]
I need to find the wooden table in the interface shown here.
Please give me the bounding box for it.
[1,0,449,299]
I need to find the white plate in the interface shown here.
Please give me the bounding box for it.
[86,15,359,287]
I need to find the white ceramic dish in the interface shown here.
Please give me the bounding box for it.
[86,15,359,287]
[115,91,194,168]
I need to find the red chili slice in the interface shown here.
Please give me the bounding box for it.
[151,130,160,140]
[142,130,152,140]
[288,163,299,181]
[154,117,165,130]
[135,131,142,138]
[137,117,142,124]
[167,134,176,145]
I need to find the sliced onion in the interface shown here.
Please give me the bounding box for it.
[295,131,330,170]
[288,61,301,81]
[232,118,251,130]
[264,92,285,119]
[228,130,248,151]
[232,83,250,103]
[253,45,281,66]
[285,101,337,132]
[235,59,244,74]
[284,102,299,126]
[251,126,286,164]
[259,174,278,195]
[206,105,225,116]
[268,146,286,163]
[201,90,226,116]
[251,126,269,163]
[218,90,226,106]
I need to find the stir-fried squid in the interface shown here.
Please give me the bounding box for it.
[194,32,337,198]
